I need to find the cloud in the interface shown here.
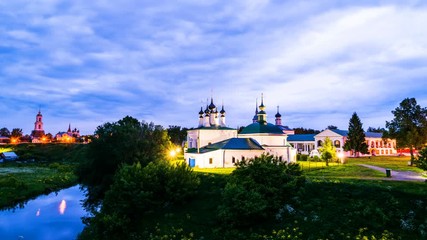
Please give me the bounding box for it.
[1,1,427,134]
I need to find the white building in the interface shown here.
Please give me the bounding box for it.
[184,96,297,168]
[287,129,397,156]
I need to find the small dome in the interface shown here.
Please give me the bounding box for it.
[275,112,281,118]
[199,107,204,115]
[208,98,216,110]
[220,107,225,114]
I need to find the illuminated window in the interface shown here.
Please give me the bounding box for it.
[209,158,213,164]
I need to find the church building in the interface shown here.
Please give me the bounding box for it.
[31,110,46,143]
[184,95,297,168]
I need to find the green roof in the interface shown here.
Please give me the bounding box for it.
[240,122,284,134]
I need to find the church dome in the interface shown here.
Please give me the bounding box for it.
[208,98,216,110]
[199,107,204,115]
[275,112,281,118]
[240,122,284,134]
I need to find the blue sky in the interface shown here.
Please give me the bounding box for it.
[1,0,427,135]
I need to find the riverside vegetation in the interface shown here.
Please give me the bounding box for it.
[0,143,87,209]
[75,116,427,240]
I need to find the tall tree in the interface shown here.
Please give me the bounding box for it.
[344,112,369,157]
[77,116,172,208]
[167,125,188,146]
[384,98,427,165]
[11,128,23,138]
[327,125,338,130]
[0,127,10,137]
[367,127,385,133]
[319,137,336,166]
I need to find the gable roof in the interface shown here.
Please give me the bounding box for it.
[287,134,316,142]
[330,129,348,137]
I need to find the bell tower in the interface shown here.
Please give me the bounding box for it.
[31,110,45,138]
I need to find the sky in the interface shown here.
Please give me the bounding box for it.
[1,0,427,135]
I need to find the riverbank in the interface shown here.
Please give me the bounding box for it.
[0,144,87,209]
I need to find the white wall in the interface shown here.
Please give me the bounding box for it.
[187,129,237,149]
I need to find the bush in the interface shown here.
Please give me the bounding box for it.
[415,147,427,171]
[80,160,200,239]
[300,155,308,161]
[217,154,305,228]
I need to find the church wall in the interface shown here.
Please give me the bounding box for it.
[187,129,237,149]
[238,134,288,146]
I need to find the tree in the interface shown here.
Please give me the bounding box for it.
[293,127,320,134]
[344,112,369,157]
[415,146,427,171]
[367,127,385,133]
[76,116,172,208]
[319,137,336,166]
[11,128,23,138]
[384,98,427,165]
[218,154,304,228]
[167,125,188,146]
[327,125,338,130]
[0,127,10,137]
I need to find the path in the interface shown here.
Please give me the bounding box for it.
[358,164,427,182]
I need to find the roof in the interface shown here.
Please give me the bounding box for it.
[365,132,383,138]
[287,134,316,142]
[2,151,18,158]
[330,129,349,137]
[205,138,264,150]
[240,122,284,134]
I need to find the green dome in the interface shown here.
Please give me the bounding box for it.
[240,122,284,134]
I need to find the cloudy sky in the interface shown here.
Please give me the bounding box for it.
[1,0,427,135]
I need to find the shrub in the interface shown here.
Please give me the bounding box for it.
[217,154,305,228]
[300,155,308,161]
[80,160,200,239]
[415,147,427,171]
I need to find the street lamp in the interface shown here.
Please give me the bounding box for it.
[338,152,345,164]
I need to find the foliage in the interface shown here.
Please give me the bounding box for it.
[217,154,305,228]
[327,125,338,130]
[384,98,427,164]
[79,160,200,240]
[11,128,23,138]
[76,116,172,207]
[344,112,369,156]
[167,125,188,146]
[415,146,427,171]
[0,127,10,137]
[367,127,386,133]
[293,127,320,134]
[319,137,337,166]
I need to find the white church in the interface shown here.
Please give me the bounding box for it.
[184,96,297,168]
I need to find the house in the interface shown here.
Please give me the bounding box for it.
[1,151,18,161]
[287,129,397,156]
[0,136,10,144]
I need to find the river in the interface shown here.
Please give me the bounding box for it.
[0,185,88,240]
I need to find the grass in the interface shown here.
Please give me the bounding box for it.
[193,167,235,175]
[0,143,87,209]
[348,155,425,172]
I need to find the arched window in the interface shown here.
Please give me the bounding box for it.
[232,157,235,164]
[317,140,323,147]
[334,140,341,148]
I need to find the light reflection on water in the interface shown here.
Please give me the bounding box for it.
[0,185,87,240]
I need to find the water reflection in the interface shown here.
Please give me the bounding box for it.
[0,185,87,240]
[59,200,67,215]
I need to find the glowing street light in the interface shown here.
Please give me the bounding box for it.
[169,149,177,157]
[338,152,345,164]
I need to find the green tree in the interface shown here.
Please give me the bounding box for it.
[0,127,10,137]
[218,154,304,228]
[76,116,172,207]
[319,137,336,166]
[415,146,427,171]
[11,128,23,138]
[344,112,369,157]
[384,98,427,165]
[167,125,188,146]
[79,161,200,240]
[327,125,338,130]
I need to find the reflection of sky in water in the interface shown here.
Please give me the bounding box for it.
[0,185,88,240]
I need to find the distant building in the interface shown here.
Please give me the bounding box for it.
[0,136,10,144]
[287,129,397,156]
[31,110,46,143]
[0,151,18,161]
[55,124,80,143]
